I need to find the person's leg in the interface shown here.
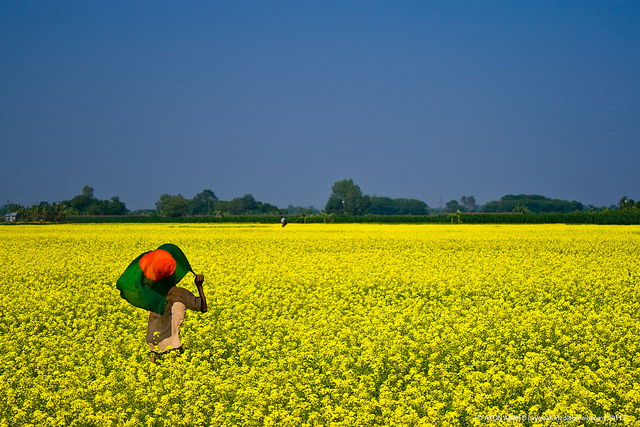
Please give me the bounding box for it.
[150,351,162,364]
[169,346,184,359]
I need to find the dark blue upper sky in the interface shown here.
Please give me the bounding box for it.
[2,1,639,211]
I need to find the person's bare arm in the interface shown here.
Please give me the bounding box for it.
[195,274,207,313]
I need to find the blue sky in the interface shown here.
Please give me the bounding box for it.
[1,1,638,211]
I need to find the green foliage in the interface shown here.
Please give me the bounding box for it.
[460,195,476,212]
[619,196,640,210]
[285,205,320,215]
[62,209,640,225]
[325,179,363,215]
[482,194,584,214]
[14,202,67,222]
[512,203,529,214]
[443,196,476,214]
[449,210,462,223]
[61,186,128,216]
[228,194,258,215]
[155,190,279,217]
[367,196,428,215]
[156,194,189,218]
[326,179,429,216]
[217,194,280,215]
[445,199,463,213]
[1,203,23,217]
[366,196,395,215]
[190,189,218,216]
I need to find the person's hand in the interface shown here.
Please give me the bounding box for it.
[195,274,204,286]
[194,274,207,313]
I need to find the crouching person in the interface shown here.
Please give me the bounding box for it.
[147,274,207,363]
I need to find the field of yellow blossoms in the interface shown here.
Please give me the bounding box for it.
[1,223,639,426]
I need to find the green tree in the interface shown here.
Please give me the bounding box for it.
[460,195,476,212]
[449,210,462,223]
[258,202,280,214]
[481,194,584,214]
[512,203,529,214]
[445,200,462,213]
[619,196,636,210]
[395,198,429,215]
[63,185,127,215]
[105,196,128,215]
[324,196,343,214]
[356,195,372,215]
[86,200,106,215]
[69,194,91,213]
[82,185,94,199]
[368,196,396,215]
[1,203,21,216]
[325,179,362,215]
[69,186,97,213]
[156,194,188,218]
[229,194,258,215]
[191,189,218,215]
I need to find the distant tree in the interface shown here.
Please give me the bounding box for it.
[460,195,476,212]
[368,196,396,215]
[325,195,344,214]
[326,184,429,216]
[191,189,218,215]
[481,194,583,214]
[287,205,320,214]
[480,200,500,212]
[258,201,280,214]
[325,179,363,215]
[356,195,372,215]
[15,202,67,222]
[63,185,128,215]
[86,200,105,215]
[1,203,22,216]
[619,196,636,210]
[82,185,94,199]
[449,210,462,223]
[512,203,529,214]
[229,194,258,215]
[105,196,127,215]
[70,193,92,213]
[156,194,188,217]
[395,198,429,215]
[445,200,463,213]
[215,200,229,213]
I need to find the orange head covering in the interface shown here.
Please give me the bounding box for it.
[139,249,177,281]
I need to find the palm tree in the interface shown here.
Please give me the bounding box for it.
[513,203,529,214]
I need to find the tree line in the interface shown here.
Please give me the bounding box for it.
[63,186,128,215]
[2,185,127,221]
[324,179,428,215]
[2,180,635,222]
[321,179,619,216]
[155,191,280,218]
[619,196,640,211]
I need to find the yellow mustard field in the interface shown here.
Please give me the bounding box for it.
[1,223,639,426]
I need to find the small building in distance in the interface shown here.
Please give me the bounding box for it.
[4,212,18,222]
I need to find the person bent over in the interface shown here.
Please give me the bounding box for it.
[147,274,207,362]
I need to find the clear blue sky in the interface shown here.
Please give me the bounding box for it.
[2,1,638,211]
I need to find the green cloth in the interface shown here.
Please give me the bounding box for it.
[116,244,194,314]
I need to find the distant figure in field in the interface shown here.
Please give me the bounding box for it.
[116,244,207,363]
[281,216,287,227]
